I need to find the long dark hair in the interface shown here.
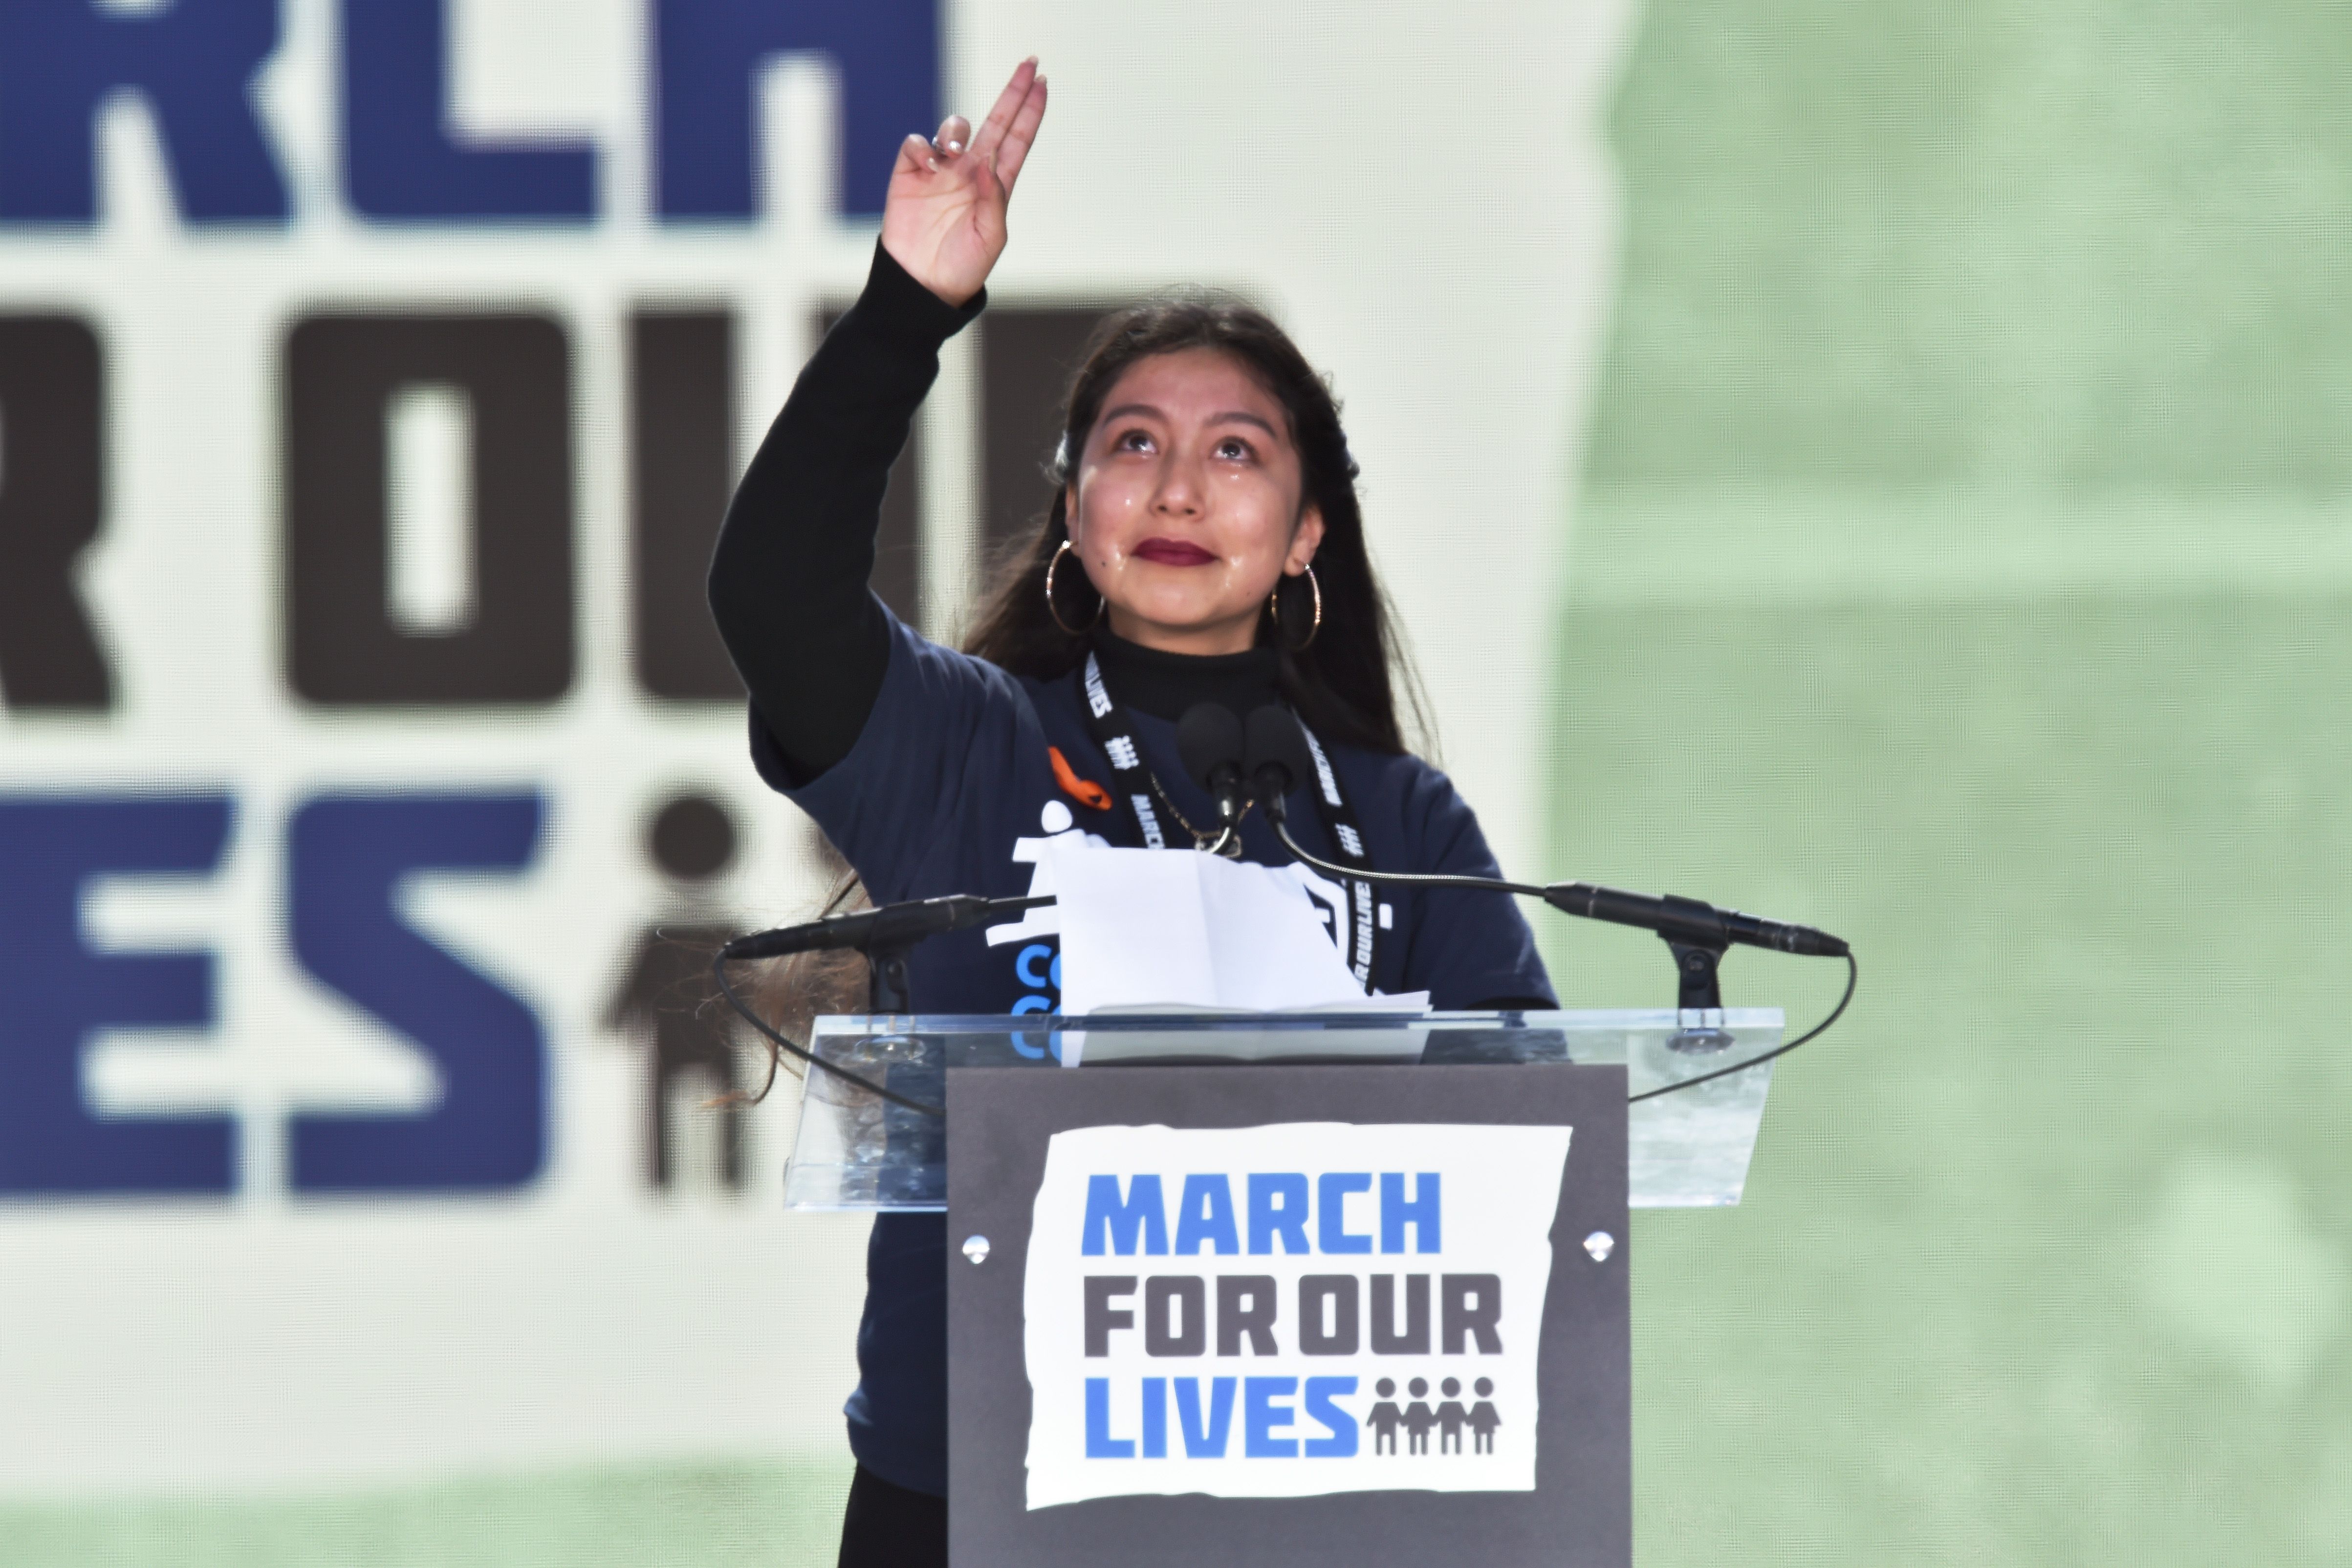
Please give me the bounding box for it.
[962,293,1425,754]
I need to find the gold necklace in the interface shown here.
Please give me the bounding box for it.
[1145,772,1249,857]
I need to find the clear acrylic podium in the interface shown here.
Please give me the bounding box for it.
[784,1008,1784,1213]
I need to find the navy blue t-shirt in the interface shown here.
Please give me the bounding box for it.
[757,612,1554,1496]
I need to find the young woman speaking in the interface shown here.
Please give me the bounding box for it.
[708,58,1555,1568]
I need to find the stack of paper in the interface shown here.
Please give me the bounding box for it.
[1042,840,1430,1017]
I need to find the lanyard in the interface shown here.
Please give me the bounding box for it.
[1076,652,1383,990]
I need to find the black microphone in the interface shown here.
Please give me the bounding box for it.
[1542,883,1849,958]
[1175,702,1248,828]
[1238,703,1850,960]
[721,894,1026,961]
[1243,703,1317,824]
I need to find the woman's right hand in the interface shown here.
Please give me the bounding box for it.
[880,59,1048,308]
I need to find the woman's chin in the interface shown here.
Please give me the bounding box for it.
[1108,597,1261,651]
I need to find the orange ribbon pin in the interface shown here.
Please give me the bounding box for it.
[1048,746,1113,812]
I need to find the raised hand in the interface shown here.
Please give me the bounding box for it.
[880,59,1048,307]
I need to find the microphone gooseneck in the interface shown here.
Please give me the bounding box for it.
[719,893,1041,961]
[1238,703,1851,962]
[1270,812,1549,898]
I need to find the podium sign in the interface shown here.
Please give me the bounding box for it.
[946,1063,1631,1567]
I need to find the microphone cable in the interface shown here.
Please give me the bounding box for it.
[1627,950,1856,1104]
[709,947,948,1118]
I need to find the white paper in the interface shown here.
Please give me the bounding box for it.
[1044,842,1417,1016]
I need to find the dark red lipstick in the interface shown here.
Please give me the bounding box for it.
[1132,538,1219,567]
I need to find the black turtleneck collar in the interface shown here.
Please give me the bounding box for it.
[1089,628,1281,723]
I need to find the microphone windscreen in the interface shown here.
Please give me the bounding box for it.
[1175,702,1246,792]
[1243,704,1317,798]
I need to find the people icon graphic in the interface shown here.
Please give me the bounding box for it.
[1401,1378,1438,1455]
[1469,1378,1502,1454]
[1367,1380,1404,1454]
[603,791,750,1191]
[1437,1377,1469,1454]
[1367,1373,1502,1458]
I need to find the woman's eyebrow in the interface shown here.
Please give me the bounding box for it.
[1098,404,1279,437]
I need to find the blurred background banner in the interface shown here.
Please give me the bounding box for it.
[2,0,2347,1565]
[0,1,1610,1561]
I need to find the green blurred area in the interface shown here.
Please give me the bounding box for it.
[1565,0,2352,1559]
[1589,0,2352,489]
[0,1459,849,1568]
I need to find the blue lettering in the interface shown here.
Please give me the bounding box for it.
[1247,1171,1309,1255]
[1084,1377,1133,1459]
[1010,945,1058,1057]
[1140,1376,1167,1459]
[1175,1375,1235,1458]
[0,0,289,225]
[1081,1173,1167,1256]
[1381,1171,1442,1255]
[286,793,548,1191]
[1243,1376,1298,1458]
[1302,1376,1359,1458]
[0,796,236,1193]
[1174,1173,1238,1255]
[653,0,936,220]
[342,0,597,221]
[1008,992,1051,1059]
[1317,1171,1372,1254]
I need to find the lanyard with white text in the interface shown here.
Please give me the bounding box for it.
[1076,651,1383,990]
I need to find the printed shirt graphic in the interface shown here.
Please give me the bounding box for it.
[1020,1121,1573,1510]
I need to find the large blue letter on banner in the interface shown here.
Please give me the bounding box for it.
[1082,1174,1168,1257]
[653,0,936,221]
[287,793,548,1192]
[342,0,597,220]
[0,796,236,1194]
[0,0,289,224]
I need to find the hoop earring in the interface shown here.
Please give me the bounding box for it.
[1045,540,1104,636]
[1269,563,1321,651]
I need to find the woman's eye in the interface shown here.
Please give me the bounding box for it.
[1115,429,1154,453]
[1215,437,1253,461]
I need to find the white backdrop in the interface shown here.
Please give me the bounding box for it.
[0,0,1629,1497]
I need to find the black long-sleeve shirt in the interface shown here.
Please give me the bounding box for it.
[709,243,984,783]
